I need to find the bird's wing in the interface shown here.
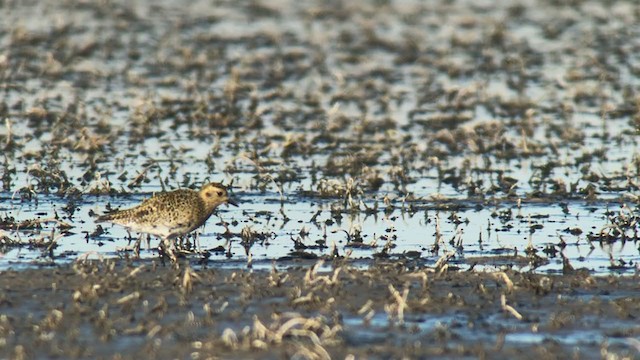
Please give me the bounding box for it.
[157,200,201,238]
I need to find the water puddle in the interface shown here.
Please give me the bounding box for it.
[2,189,638,274]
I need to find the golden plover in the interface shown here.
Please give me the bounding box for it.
[96,182,237,261]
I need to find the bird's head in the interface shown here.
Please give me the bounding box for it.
[199,182,238,211]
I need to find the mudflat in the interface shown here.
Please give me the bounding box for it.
[0,259,638,359]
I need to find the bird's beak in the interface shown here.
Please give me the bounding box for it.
[226,198,239,207]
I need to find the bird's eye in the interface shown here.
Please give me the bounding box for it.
[217,191,223,196]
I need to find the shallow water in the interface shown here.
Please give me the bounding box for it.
[1,190,638,275]
[1,0,640,275]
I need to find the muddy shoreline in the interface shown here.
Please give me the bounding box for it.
[0,259,638,359]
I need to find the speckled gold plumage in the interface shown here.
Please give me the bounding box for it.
[97,183,237,241]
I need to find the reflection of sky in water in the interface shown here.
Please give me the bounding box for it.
[1,190,637,274]
[1,98,639,272]
[342,307,636,348]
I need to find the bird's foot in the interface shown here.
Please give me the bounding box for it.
[159,238,180,266]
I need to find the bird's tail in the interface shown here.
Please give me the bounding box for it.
[95,210,128,222]
[95,213,114,222]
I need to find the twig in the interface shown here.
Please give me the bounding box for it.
[500,294,523,320]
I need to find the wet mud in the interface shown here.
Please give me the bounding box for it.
[0,259,638,359]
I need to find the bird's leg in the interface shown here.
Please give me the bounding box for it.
[195,231,202,254]
[126,230,134,246]
[168,241,179,266]
[157,238,167,266]
[184,233,197,253]
[185,234,194,251]
[159,237,178,264]
[116,231,143,256]
[133,233,143,258]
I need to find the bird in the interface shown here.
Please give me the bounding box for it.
[96,182,238,261]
